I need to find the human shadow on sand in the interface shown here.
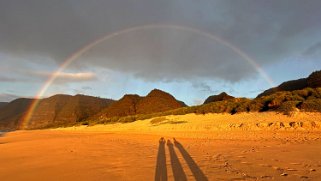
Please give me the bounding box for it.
[174,138,208,181]
[155,137,168,181]
[167,140,187,181]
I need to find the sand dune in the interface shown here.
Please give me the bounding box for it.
[0,112,321,180]
[56,112,321,140]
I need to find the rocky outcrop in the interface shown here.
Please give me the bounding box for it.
[203,92,234,104]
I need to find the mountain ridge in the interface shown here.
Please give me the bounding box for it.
[0,95,114,130]
[258,70,321,97]
[0,70,321,130]
[93,89,186,121]
[204,92,234,104]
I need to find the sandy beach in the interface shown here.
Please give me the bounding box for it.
[1,112,321,180]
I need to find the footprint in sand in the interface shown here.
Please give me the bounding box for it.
[236,155,245,158]
[261,175,273,179]
[300,175,309,179]
[272,166,283,171]
[286,168,297,171]
[309,168,316,172]
[280,173,288,176]
[240,161,251,165]
[258,163,272,167]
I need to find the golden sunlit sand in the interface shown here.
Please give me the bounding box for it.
[1,112,321,180]
[56,112,321,141]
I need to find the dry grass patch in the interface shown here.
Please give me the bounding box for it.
[150,117,187,126]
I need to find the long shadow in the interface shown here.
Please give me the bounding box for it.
[174,138,208,181]
[155,137,168,181]
[167,140,187,181]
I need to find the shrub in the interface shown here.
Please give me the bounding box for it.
[118,116,136,123]
[81,121,89,126]
[300,99,321,112]
[150,117,167,124]
[277,101,300,115]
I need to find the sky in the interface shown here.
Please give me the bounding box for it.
[1,0,321,105]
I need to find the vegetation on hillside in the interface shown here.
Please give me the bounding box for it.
[89,89,186,122]
[258,70,321,97]
[1,69,320,130]
[84,88,321,126]
[203,92,234,104]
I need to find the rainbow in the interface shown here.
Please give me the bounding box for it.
[19,24,275,129]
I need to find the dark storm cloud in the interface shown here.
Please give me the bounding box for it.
[1,0,321,82]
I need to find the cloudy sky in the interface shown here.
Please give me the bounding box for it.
[1,0,321,105]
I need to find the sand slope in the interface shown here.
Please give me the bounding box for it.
[57,112,321,139]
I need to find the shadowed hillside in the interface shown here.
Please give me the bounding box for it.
[25,94,114,129]
[204,92,234,104]
[93,89,186,123]
[86,87,321,125]
[258,70,321,97]
[136,89,185,114]
[0,102,8,109]
[0,98,33,130]
[96,94,143,118]
[308,70,321,88]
